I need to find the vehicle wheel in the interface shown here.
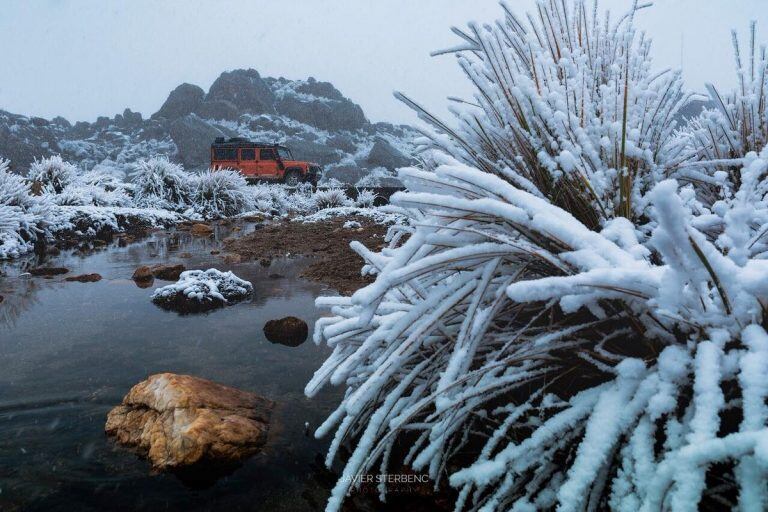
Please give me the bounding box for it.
[284,171,301,187]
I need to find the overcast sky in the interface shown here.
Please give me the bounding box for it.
[0,0,766,125]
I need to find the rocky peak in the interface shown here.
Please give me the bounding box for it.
[151,83,205,121]
[205,68,276,115]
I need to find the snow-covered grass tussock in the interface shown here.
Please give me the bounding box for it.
[313,188,351,210]
[190,168,254,219]
[306,2,768,511]
[151,268,253,312]
[354,188,377,208]
[0,158,52,258]
[27,154,79,194]
[131,156,192,210]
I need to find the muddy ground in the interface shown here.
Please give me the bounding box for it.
[224,217,390,295]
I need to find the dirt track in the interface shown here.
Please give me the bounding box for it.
[224,217,389,295]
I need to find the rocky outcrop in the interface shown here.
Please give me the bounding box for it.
[169,114,231,168]
[152,83,205,121]
[275,95,367,132]
[0,69,417,180]
[362,138,413,171]
[194,99,240,121]
[206,69,276,115]
[263,316,309,347]
[105,373,273,471]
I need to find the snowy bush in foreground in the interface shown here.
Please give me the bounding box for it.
[131,156,192,210]
[151,268,253,313]
[27,155,79,194]
[307,2,768,511]
[313,188,350,210]
[190,169,254,219]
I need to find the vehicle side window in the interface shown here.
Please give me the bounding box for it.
[214,147,237,160]
[260,149,276,160]
[240,148,256,160]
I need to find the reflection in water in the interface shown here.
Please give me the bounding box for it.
[0,220,345,511]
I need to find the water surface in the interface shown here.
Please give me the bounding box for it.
[0,223,343,511]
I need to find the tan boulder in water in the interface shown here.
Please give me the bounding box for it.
[105,373,273,470]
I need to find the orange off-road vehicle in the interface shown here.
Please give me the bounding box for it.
[211,137,321,186]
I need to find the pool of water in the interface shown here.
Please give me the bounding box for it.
[0,223,344,511]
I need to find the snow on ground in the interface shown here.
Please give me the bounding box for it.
[0,154,403,260]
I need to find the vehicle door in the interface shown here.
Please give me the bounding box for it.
[258,148,280,178]
[238,147,258,176]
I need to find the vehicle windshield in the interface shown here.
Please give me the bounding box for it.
[277,147,293,160]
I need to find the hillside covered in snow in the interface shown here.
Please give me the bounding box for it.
[0,69,417,185]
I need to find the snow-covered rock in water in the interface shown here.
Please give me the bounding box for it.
[151,268,253,313]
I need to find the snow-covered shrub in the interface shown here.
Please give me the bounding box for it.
[0,158,52,258]
[190,169,254,219]
[354,188,377,208]
[27,155,79,194]
[151,268,253,313]
[52,184,133,207]
[307,3,768,511]
[355,167,394,188]
[131,156,192,210]
[80,168,134,196]
[313,188,350,210]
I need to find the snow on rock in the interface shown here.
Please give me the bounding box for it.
[151,268,253,313]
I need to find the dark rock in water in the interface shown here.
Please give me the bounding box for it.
[206,69,276,115]
[263,316,308,347]
[65,273,102,283]
[151,264,185,281]
[106,373,273,472]
[29,267,69,276]
[169,114,232,168]
[268,273,284,279]
[151,269,253,314]
[195,99,240,121]
[152,83,205,121]
[0,295,3,303]
[362,137,413,171]
[132,265,154,283]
